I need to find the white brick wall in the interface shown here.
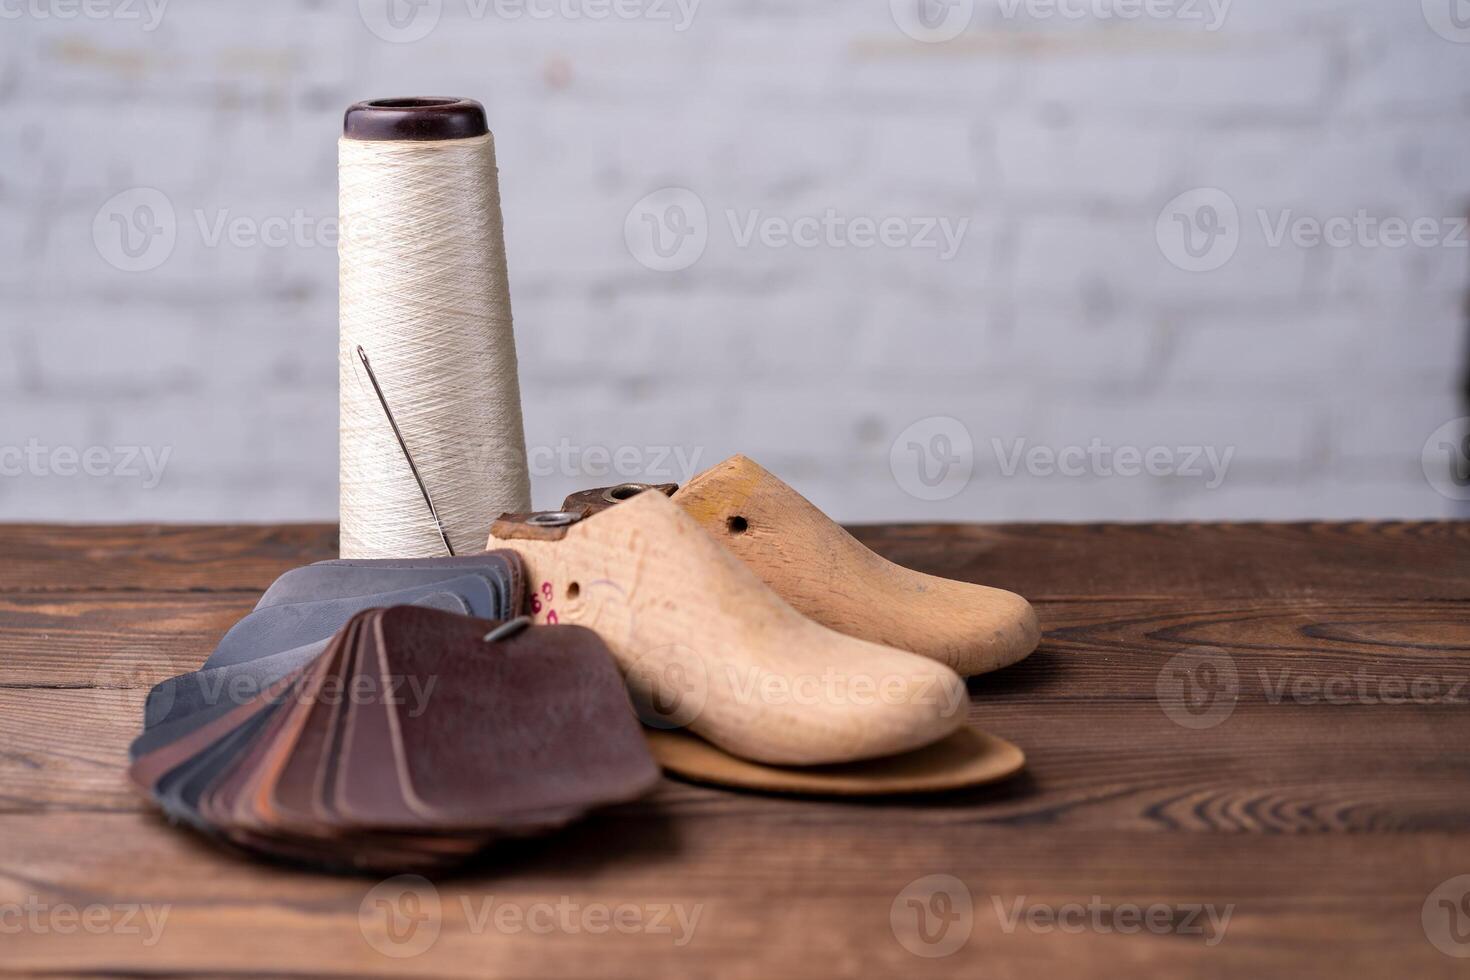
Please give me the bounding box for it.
[0,0,1466,524]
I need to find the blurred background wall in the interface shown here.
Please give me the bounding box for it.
[1,0,1467,524]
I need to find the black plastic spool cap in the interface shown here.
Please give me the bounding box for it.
[342,97,488,142]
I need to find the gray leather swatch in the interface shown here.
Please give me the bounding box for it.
[204,577,488,669]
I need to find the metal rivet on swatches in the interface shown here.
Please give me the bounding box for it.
[482,615,533,643]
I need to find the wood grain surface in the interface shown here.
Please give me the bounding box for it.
[1,521,1467,978]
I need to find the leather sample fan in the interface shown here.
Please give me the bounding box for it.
[129,555,659,872]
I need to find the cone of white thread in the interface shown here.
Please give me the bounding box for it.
[338,98,531,559]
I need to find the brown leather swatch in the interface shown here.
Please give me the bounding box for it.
[134,604,660,872]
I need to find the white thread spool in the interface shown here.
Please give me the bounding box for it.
[338,97,531,559]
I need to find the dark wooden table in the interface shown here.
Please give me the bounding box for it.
[3,522,1468,978]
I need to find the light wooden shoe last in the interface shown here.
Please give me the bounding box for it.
[670,455,1041,676]
[487,490,967,767]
